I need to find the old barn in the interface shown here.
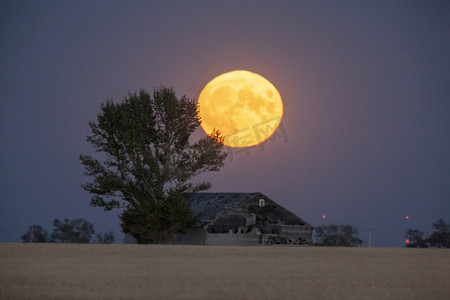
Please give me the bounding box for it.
[174,192,314,246]
[123,192,314,246]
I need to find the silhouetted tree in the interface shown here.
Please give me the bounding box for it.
[404,229,428,248]
[80,87,227,244]
[314,224,362,247]
[95,231,115,244]
[21,225,49,243]
[428,218,450,248]
[50,218,95,243]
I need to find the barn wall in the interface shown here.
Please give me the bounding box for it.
[174,228,206,245]
[205,233,260,246]
[278,225,314,244]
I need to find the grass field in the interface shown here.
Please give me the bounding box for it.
[0,243,449,299]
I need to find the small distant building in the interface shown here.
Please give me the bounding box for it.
[174,192,314,246]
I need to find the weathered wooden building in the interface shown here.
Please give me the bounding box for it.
[174,192,314,246]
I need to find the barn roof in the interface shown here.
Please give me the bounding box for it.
[186,193,257,227]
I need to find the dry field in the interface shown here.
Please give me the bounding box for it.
[0,243,449,300]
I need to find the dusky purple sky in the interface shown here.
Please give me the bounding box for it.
[1,1,449,246]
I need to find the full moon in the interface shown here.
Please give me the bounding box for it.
[197,70,283,148]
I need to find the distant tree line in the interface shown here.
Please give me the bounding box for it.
[21,218,115,244]
[314,224,362,247]
[404,218,449,248]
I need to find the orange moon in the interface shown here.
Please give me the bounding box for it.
[197,70,283,148]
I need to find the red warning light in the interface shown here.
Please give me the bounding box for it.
[406,239,410,244]
[405,216,409,220]
[322,215,326,219]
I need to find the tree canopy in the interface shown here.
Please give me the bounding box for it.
[21,218,114,244]
[21,225,49,243]
[314,224,362,247]
[428,218,450,248]
[50,218,95,243]
[405,218,450,248]
[80,87,227,244]
[404,229,428,248]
